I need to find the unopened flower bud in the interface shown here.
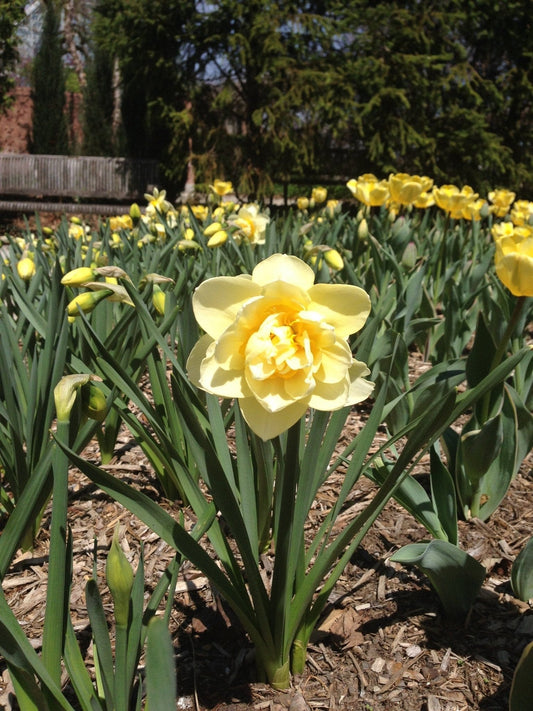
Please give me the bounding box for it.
[61,267,95,286]
[207,230,228,248]
[81,382,107,421]
[129,202,142,225]
[106,528,134,628]
[17,257,36,281]
[358,218,369,241]
[152,285,166,315]
[324,248,344,271]
[203,221,224,237]
[67,289,111,317]
[54,373,92,422]
[401,241,418,269]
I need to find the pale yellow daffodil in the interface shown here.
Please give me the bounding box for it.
[187,254,373,440]
[229,204,270,245]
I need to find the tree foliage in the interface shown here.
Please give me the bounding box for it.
[0,0,25,115]
[80,0,533,196]
[31,2,69,155]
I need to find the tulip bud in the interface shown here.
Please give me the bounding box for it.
[61,266,95,286]
[357,218,369,241]
[106,528,134,627]
[324,248,344,271]
[401,241,418,269]
[81,383,107,421]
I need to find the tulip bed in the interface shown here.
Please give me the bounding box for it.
[1,173,533,710]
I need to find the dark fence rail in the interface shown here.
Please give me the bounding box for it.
[0,154,159,201]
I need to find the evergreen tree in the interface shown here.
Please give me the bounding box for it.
[81,41,117,155]
[31,2,69,154]
[0,0,25,114]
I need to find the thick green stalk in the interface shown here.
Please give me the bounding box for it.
[42,420,70,686]
[480,295,526,422]
[266,422,302,688]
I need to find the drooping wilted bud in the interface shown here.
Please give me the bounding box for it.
[106,527,134,627]
[54,373,92,422]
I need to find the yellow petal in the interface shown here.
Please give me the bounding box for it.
[187,334,249,397]
[239,397,308,440]
[307,284,370,337]
[192,275,259,338]
[308,378,350,410]
[252,253,315,289]
[316,339,353,383]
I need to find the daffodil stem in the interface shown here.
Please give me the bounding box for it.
[480,296,526,422]
[42,420,71,686]
[267,422,302,688]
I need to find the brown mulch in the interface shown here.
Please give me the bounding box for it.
[1,347,533,711]
[1,417,532,711]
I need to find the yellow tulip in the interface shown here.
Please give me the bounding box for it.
[388,173,431,206]
[17,257,36,281]
[311,186,328,204]
[186,254,373,440]
[494,227,533,296]
[488,189,516,218]
[346,174,389,207]
[462,198,487,221]
[433,184,478,219]
[297,197,309,211]
[510,200,533,227]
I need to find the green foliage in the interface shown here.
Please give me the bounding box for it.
[31,3,69,155]
[0,0,25,114]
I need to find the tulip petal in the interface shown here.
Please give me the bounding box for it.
[308,284,370,337]
[193,275,260,338]
[239,397,308,441]
[252,253,315,289]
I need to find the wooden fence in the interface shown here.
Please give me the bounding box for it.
[0,154,159,201]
